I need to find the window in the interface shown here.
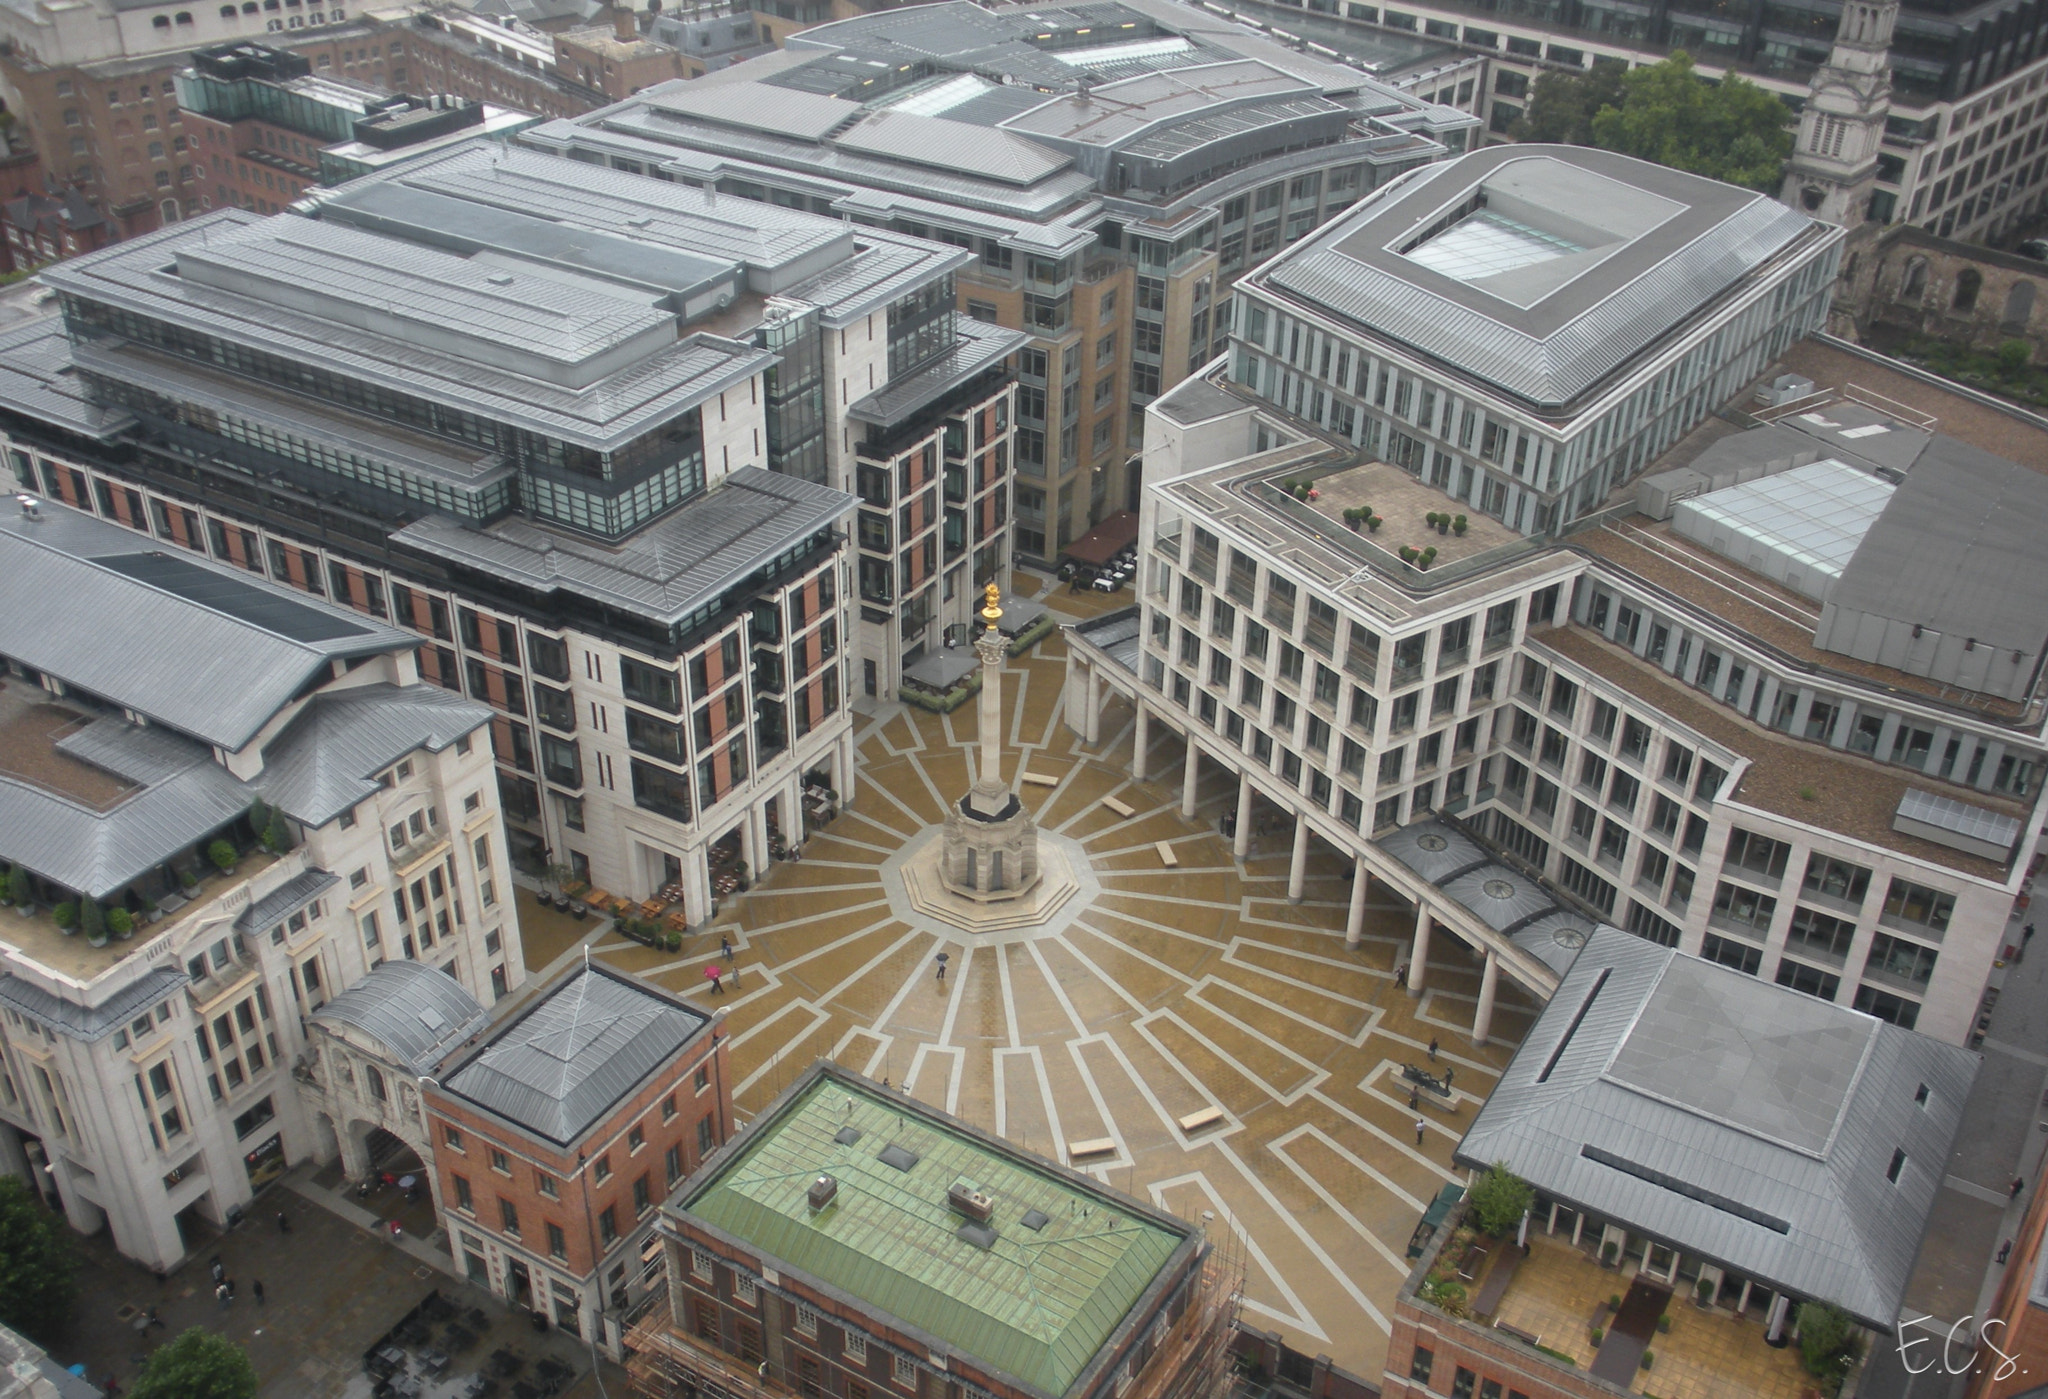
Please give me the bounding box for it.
[444,1126,464,1152]
[490,1148,510,1175]
[1701,934,1762,975]
[453,1175,473,1212]
[499,1198,520,1236]
[1868,932,1939,987]
[666,1143,684,1186]
[1855,984,1920,1029]
[594,1153,613,1184]
[893,1355,916,1388]
[633,1174,652,1215]
[795,1304,819,1337]
[1802,855,1871,908]
[1724,829,1791,882]
[629,1125,646,1153]
[1882,879,1954,938]
[1776,959,1841,1001]
[1888,1147,1909,1183]
[548,1223,567,1259]
[1787,906,1856,960]
[598,1206,618,1245]
[1409,1348,1434,1383]
[846,1332,868,1364]
[1712,882,1777,934]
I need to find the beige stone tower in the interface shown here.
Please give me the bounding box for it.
[939,583,1042,902]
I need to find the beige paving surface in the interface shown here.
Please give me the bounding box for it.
[545,609,1533,1379]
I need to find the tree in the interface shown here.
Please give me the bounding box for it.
[0,1176,77,1342]
[1795,1301,1859,1378]
[132,1328,257,1399]
[1587,53,1794,190]
[1512,59,1628,145]
[1465,1162,1535,1236]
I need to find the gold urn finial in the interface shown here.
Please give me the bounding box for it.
[980,581,1003,631]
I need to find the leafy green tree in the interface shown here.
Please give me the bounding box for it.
[1795,1301,1858,1378]
[1465,1162,1535,1236]
[0,1176,76,1341]
[132,1328,258,1399]
[1512,59,1628,145]
[1587,53,1793,189]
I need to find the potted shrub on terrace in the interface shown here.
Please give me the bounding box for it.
[108,907,135,941]
[207,840,237,875]
[1452,514,1469,536]
[53,902,77,935]
[81,900,107,949]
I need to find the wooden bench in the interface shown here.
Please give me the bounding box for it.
[1022,772,1059,787]
[1101,796,1135,818]
[1156,842,1179,868]
[1178,1106,1223,1133]
[1494,1322,1540,1347]
[1067,1137,1117,1159]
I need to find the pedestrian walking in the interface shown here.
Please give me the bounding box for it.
[215,1283,230,1310]
[706,966,724,996]
[1391,962,1407,985]
[936,961,947,984]
[2014,1176,2027,1200]
[1999,1239,2014,1264]
[2028,923,2038,945]
[388,1219,404,1241]
[1414,1118,1426,1146]
[1427,1037,1439,1062]
[721,933,733,963]
[276,1211,290,1234]
[210,1260,225,1286]
[1444,1067,1455,1091]
[253,1280,264,1306]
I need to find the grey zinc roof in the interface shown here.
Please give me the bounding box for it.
[0,317,136,441]
[1822,434,2048,654]
[234,868,342,934]
[1258,146,1831,409]
[441,964,709,1146]
[0,722,252,899]
[0,964,189,1043]
[390,466,853,628]
[254,683,492,828]
[846,318,1025,427]
[838,111,1073,185]
[313,959,490,1076]
[1070,605,1142,675]
[0,502,413,751]
[39,211,774,454]
[1455,928,1978,1327]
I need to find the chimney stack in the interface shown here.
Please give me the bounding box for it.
[614,6,637,41]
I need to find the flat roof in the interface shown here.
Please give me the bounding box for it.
[440,963,709,1147]
[1456,926,1978,1327]
[1254,145,1834,408]
[678,1063,1195,1398]
[1673,458,1894,599]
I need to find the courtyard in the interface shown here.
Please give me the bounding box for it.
[552,581,1536,1381]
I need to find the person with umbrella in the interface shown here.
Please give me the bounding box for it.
[936,952,950,985]
[705,965,724,996]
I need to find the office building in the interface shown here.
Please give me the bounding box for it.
[1065,142,2047,1051]
[1383,927,1976,1399]
[522,0,1475,564]
[0,497,517,1272]
[411,961,732,1352]
[632,1061,1237,1399]
[175,41,536,215]
[0,137,1015,913]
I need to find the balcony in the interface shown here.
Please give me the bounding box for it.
[0,850,285,984]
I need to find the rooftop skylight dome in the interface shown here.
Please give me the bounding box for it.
[1394,154,1686,308]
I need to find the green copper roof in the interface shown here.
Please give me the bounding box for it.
[681,1074,1187,1398]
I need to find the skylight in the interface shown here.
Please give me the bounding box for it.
[885,73,994,117]
[1054,36,1194,66]
[1405,210,1583,282]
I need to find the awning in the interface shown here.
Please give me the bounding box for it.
[901,649,978,694]
[1060,511,1138,566]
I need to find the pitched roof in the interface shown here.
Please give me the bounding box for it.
[439,963,709,1147]
[313,958,490,1075]
[1455,928,1977,1327]
[678,1064,1196,1399]
[0,502,414,750]
[254,682,491,827]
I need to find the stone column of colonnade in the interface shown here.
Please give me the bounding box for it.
[1181,739,1200,819]
[1132,701,1149,781]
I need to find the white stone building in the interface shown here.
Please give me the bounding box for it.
[1067,147,2048,1050]
[0,498,519,1270]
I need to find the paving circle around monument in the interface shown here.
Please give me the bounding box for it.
[885,825,1101,945]
[572,598,1536,1381]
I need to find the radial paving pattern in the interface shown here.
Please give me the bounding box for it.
[576,600,1535,1380]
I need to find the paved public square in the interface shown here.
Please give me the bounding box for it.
[557,582,1533,1382]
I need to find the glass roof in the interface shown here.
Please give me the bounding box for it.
[1405,209,1584,284]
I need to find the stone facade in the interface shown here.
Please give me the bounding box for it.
[1833,223,2048,363]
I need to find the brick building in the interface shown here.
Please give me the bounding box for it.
[422,962,732,1355]
[632,1062,1238,1399]
[552,12,686,102]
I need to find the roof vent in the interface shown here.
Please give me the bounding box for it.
[832,1125,863,1146]
[16,494,41,521]
[955,1220,998,1249]
[485,273,515,286]
[1019,1209,1049,1232]
[946,1179,993,1222]
[878,1143,919,1172]
[808,1174,839,1212]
